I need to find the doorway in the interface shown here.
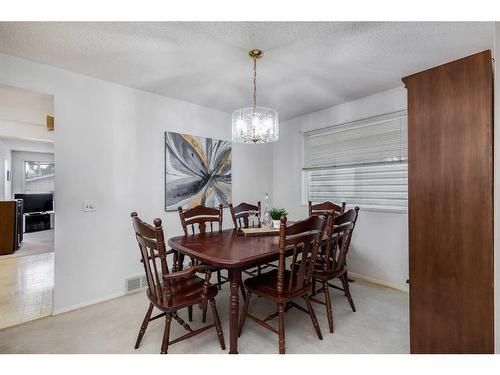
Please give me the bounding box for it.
[0,84,55,329]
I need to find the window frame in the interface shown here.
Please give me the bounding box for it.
[301,110,408,213]
[23,159,55,194]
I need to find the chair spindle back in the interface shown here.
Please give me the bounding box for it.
[309,201,346,217]
[277,215,327,295]
[178,204,223,235]
[131,212,170,305]
[323,207,359,275]
[334,206,359,227]
[229,202,261,229]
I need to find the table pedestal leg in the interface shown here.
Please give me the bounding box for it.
[228,268,241,354]
[177,253,185,271]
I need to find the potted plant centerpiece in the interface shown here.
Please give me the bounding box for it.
[269,208,288,229]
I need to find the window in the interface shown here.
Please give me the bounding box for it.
[302,110,407,211]
[24,161,55,193]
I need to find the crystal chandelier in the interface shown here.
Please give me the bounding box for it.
[232,49,279,144]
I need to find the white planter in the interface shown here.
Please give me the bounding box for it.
[272,219,281,228]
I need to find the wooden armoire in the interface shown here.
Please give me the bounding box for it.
[402,50,494,353]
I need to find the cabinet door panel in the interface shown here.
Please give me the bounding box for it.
[402,50,494,353]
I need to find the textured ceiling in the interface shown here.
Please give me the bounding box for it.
[0,22,494,120]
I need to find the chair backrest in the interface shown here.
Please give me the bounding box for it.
[131,212,170,305]
[229,201,261,229]
[178,204,223,235]
[334,206,359,227]
[323,207,359,275]
[309,200,346,217]
[277,214,327,295]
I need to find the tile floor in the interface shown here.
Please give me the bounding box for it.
[0,279,409,354]
[0,230,54,330]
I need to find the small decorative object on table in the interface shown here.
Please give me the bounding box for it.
[269,208,288,228]
[240,226,279,236]
[261,192,272,229]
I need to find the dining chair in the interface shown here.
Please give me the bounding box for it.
[229,201,277,279]
[178,204,229,321]
[308,200,347,294]
[130,212,225,354]
[308,200,346,217]
[238,214,327,354]
[334,206,359,283]
[229,201,261,229]
[310,208,358,333]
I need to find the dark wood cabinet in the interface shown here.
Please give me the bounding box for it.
[0,200,22,255]
[402,50,494,353]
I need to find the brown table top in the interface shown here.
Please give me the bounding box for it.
[168,229,281,269]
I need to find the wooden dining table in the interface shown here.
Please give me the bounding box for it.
[168,228,282,354]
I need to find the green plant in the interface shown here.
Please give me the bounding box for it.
[269,207,288,220]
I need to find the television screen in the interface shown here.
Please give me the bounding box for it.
[14,193,54,213]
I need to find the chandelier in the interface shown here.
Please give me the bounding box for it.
[232,49,279,144]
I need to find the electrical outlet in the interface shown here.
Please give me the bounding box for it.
[83,200,96,212]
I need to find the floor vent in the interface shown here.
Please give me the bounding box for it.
[125,274,148,294]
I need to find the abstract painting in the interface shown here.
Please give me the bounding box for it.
[165,131,232,211]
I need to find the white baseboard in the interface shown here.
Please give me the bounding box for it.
[53,291,125,315]
[348,271,409,293]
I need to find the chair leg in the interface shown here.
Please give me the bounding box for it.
[323,281,334,333]
[340,274,356,312]
[135,303,154,349]
[312,278,317,296]
[303,295,323,340]
[160,313,172,354]
[202,303,207,323]
[345,268,355,283]
[210,299,226,350]
[238,291,252,337]
[278,303,286,354]
[188,305,193,321]
[217,270,222,290]
[239,281,247,300]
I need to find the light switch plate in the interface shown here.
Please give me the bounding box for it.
[83,200,96,212]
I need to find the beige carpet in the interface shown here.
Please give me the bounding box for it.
[0,279,409,354]
[0,229,54,260]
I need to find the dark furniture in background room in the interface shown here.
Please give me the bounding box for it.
[402,50,494,353]
[14,193,53,213]
[0,200,23,255]
[130,212,225,354]
[16,199,23,244]
[24,212,51,233]
[14,193,54,233]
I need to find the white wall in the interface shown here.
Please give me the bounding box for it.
[0,85,54,142]
[0,138,54,154]
[273,87,408,290]
[0,53,273,313]
[0,139,12,199]
[11,151,55,196]
[0,84,53,125]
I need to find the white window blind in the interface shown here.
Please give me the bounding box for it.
[303,111,407,211]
